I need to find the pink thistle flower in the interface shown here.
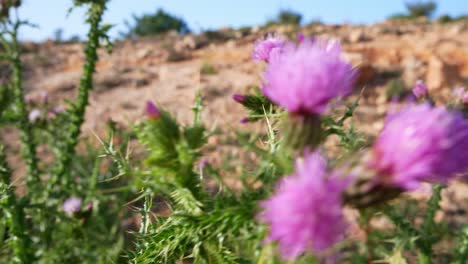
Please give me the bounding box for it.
[369,103,468,189]
[40,92,49,103]
[412,80,428,98]
[62,197,82,216]
[48,105,66,118]
[260,152,349,259]
[252,34,285,62]
[25,94,34,104]
[28,109,41,122]
[145,101,161,119]
[263,39,356,116]
[297,32,305,43]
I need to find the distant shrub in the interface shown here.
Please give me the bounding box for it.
[406,0,437,18]
[202,29,234,42]
[438,14,468,24]
[238,26,252,36]
[0,0,21,19]
[200,62,217,75]
[277,9,302,25]
[125,8,190,37]
[265,9,302,27]
[388,1,437,21]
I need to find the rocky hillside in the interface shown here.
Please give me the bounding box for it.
[20,20,468,136]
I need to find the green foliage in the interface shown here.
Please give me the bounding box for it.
[200,61,217,75]
[131,192,260,263]
[437,14,468,24]
[388,1,437,21]
[453,226,468,264]
[386,79,408,99]
[266,9,302,26]
[125,8,190,37]
[1,1,467,263]
[0,1,135,263]
[0,145,32,263]
[135,106,206,193]
[235,88,277,123]
[406,1,437,18]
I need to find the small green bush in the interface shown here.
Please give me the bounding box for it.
[388,1,437,21]
[406,0,437,18]
[200,62,217,75]
[265,9,302,27]
[438,14,468,24]
[125,8,190,37]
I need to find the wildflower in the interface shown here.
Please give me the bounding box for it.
[40,91,49,103]
[454,87,468,104]
[62,197,82,216]
[25,94,34,104]
[412,80,428,98]
[263,39,356,116]
[453,87,465,98]
[48,105,66,118]
[260,152,349,259]
[369,103,468,189]
[252,34,285,62]
[28,109,41,122]
[297,32,305,43]
[240,117,249,124]
[232,94,246,104]
[145,101,161,119]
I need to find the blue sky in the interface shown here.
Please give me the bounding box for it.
[17,0,468,41]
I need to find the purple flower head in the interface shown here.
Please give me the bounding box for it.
[455,87,468,104]
[297,32,305,43]
[48,105,66,118]
[260,152,349,259]
[369,103,468,189]
[28,109,41,122]
[40,92,49,103]
[232,94,246,104]
[263,39,356,116]
[240,117,249,124]
[25,94,34,104]
[145,101,161,119]
[62,197,82,216]
[198,157,208,172]
[412,80,428,98]
[252,34,285,62]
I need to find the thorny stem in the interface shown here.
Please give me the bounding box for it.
[7,20,40,192]
[0,145,33,263]
[47,0,108,196]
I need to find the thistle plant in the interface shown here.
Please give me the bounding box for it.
[0,2,467,263]
[129,34,468,264]
[0,1,133,263]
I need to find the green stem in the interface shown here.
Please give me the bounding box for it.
[48,0,107,195]
[418,251,431,264]
[0,145,33,263]
[9,21,40,191]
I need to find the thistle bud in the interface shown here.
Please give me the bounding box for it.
[281,114,324,150]
[145,101,161,119]
[232,94,246,104]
